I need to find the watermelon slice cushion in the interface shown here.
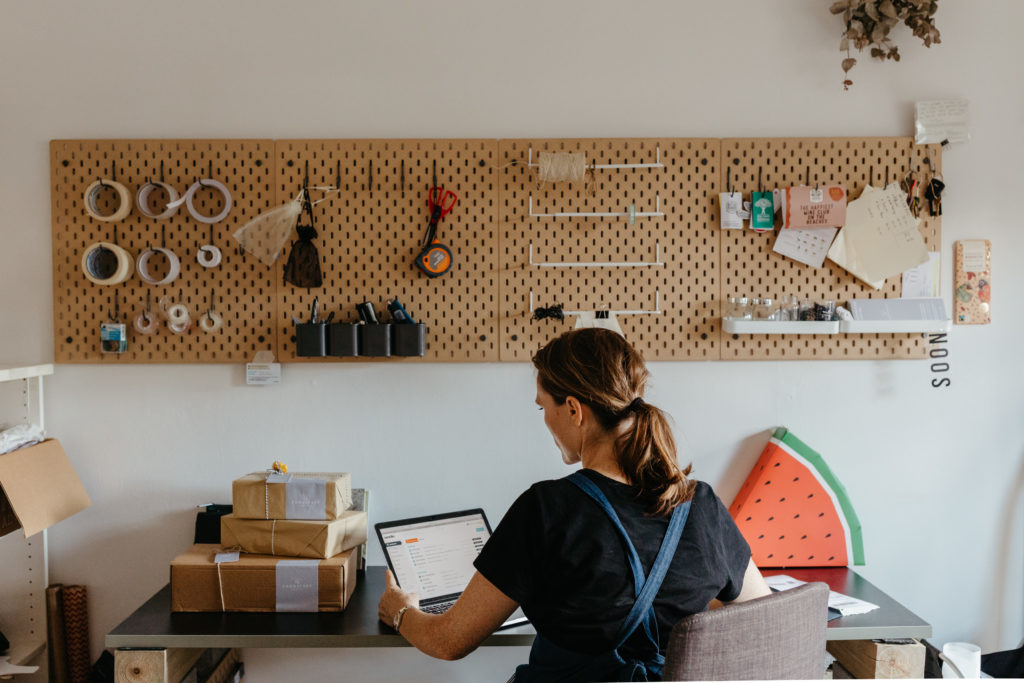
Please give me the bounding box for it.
[729,427,864,568]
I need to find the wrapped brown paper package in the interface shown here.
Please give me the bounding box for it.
[220,510,367,559]
[171,544,357,612]
[232,471,352,520]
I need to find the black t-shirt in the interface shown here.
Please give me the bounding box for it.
[473,470,751,656]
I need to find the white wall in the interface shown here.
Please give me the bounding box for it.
[3,1,1023,680]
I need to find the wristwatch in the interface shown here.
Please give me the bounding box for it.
[393,605,412,632]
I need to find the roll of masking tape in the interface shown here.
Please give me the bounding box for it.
[136,181,180,219]
[197,245,222,268]
[168,304,190,326]
[82,242,134,285]
[199,311,223,333]
[169,179,233,224]
[168,319,191,335]
[84,179,133,222]
[134,312,158,335]
[137,247,181,285]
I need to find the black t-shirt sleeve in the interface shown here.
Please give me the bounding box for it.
[473,486,545,605]
[706,485,752,603]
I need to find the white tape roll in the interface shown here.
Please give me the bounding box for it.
[134,312,158,335]
[169,179,233,224]
[168,304,190,326]
[136,182,180,219]
[84,179,133,222]
[199,311,223,333]
[168,319,191,335]
[197,245,222,268]
[137,247,181,285]
[82,242,134,285]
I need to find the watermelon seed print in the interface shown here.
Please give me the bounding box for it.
[728,428,866,568]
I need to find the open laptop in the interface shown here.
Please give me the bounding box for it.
[375,509,529,629]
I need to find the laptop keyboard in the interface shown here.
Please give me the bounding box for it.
[421,601,455,615]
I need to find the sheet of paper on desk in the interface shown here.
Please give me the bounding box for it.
[902,251,941,298]
[832,184,929,284]
[773,227,838,268]
[764,574,879,616]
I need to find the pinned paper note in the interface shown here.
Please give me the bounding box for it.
[773,227,838,268]
[827,184,928,286]
[901,252,940,298]
[915,99,971,145]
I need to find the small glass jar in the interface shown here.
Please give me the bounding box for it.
[815,300,837,321]
[754,297,776,320]
[799,298,815,321]
[725,297,751,320]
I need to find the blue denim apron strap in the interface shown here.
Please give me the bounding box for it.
[513,472,691,683]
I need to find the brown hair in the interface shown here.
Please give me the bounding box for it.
[532,328,695,516]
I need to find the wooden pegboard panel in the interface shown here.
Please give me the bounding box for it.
[497,139,722,361]
[718,137,942,360]
[50,140,277,363]
[274,140,498,362]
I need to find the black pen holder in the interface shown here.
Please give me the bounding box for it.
[327,323,359,357]
[358,323,391,357]
[392,323,426,357]
[295,323,326,357]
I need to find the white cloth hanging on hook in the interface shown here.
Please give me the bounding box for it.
[232,187,337,266]
[574,311,624,337]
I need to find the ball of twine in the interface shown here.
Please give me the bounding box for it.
[537,152,587,184]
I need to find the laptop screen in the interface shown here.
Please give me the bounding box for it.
[378,510,490,603]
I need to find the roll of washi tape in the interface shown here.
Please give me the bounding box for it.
[82,242,134,285]
[136,247,181,285]
[135,181,180,219]
[169,179,233,224]
[134,312,157,335]
[197,245,222,268]
[168,304,190,326]
[199,311,223,333]
[84,179,133,222]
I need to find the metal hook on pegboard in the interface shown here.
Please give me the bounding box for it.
[368,160,373,197]
[401,160,405,198]
[335,160,342,191]
[108,291,120,323]
[142,290,151,324]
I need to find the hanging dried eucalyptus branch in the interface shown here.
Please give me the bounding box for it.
[831,0,941,90]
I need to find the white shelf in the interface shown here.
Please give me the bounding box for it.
[0,365,53,384]
[8,637,45,666]
[723,319,839,335]
[840,319,952,334]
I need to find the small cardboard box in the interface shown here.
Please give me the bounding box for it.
[232,472,353,521]
[0,439,91,538]
[827,639,925,679]
[220,510,367,559]
[171,544,358,612]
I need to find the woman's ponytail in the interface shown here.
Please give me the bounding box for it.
[614,401,694,517]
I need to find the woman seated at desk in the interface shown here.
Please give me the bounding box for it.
[379,328,770,681]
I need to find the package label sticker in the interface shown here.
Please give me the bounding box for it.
[246,363,281,386]
[286,478,327,520]
[276,559,319,612]
[962,240,988,273]
[267,472,292,484]
[215,551,240,564]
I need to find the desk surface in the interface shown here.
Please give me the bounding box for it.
[106,566,929,649]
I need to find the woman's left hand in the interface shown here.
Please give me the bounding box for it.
[378,570,419,628]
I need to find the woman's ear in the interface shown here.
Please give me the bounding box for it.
[565,396,584,425]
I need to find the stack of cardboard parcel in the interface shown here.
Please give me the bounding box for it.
[170,471,367,612]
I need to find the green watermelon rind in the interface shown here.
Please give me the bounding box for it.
[773,427,865,566]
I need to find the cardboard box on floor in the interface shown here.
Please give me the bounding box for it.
[0,439,91,538]
[171,544,358,612]
[827,639,925,679]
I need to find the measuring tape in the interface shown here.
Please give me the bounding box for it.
[415,188,457,278]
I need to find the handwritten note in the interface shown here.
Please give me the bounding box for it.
[915,99,971,144]
[829,184,928,284]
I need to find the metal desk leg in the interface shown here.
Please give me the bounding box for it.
[114,648,204,683]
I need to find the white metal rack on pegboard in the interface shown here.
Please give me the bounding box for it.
[0,363,53,678]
